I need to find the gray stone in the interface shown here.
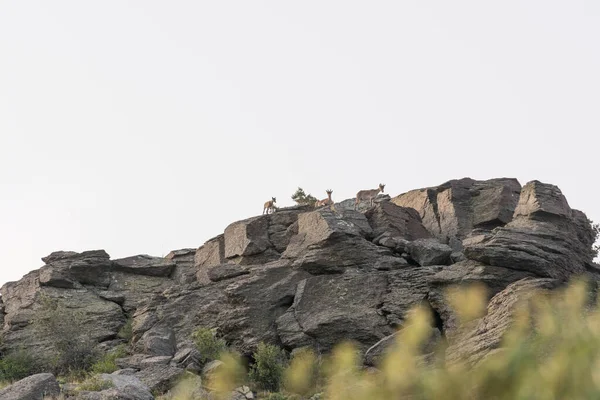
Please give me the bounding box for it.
[135,365,184,394]
[140,325,177,356]
[231,385,255,400]
[40,250,112,288]
[116,354,147,370]
[112,368,138,375]
[195,235,226,283]
[224,216,272,258]
[202,359,225,376]
[392,178,521,244]
[1,275,124,359]
[166,248,197,284]
[284,209,393,274]
[445,278,559,365]
[112,255,176,277]
[365,201,431,241]
[277,274,392,352]
[139,355,173,368]
[207,264,250,282]
[464,181,597,281]
[0,373,60,400]
[171,345,201,369]
[95,372,154,400]
[407,238,453,266]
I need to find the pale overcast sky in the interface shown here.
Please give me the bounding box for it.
[1,1,599,286]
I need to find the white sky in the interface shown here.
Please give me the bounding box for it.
[1,1,599,287]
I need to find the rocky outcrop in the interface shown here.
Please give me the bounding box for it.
[464,181,596,281]
[0,373,60,400]
[0,177,597,397]
[392,178,521,248]
[0,250,177,357]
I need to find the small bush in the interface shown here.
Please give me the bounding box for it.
[249,343,287,392]
[291,188,317,207]
[77,375,114,392]
[192,328,227,365]
[91,344,128,374]
[117,318,133,342]
[0,349,38,381]
[205,351,246,397]
[284,348,321,396]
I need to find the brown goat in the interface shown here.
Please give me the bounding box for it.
[263,197,277,214]
[354,184,385,209]
[315,189,334,207]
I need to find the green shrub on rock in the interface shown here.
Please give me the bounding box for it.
[0,349,38,382]
[77,375,114,392]
[249,343,287,392]
[91,344,128,374]
[192,328,227,365]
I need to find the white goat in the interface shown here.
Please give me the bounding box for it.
[263,197,277,215]
[354,184,385,210]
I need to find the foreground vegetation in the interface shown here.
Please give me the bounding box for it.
[4,279,600,399]
[185,279,600,399]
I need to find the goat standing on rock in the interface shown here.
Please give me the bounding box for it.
[263,197,277,214]
[354,184,385,210]
[315,189,334,208]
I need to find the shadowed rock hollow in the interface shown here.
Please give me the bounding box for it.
[1,178,598,392]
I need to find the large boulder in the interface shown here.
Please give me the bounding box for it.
[464,181,596,281]
[0,373,60,400]
[135,365,185,393]
[283,209,397,274]
[1,276,125,358]
[407,239,453,266]
[267,206,310,252]
[90,372,154,400]
[426,260,536,340]
[365,201,431,241]
[140,325,177,356]
[195,235,226,284]
[224,216,272,259]
[277,273,393,352]
[39,250,112,288]
[445,278,559,365]
[392,178,521,248]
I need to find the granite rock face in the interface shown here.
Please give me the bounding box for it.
[1,177,597,394]
[392,178,522,248]
[464,181,596,281]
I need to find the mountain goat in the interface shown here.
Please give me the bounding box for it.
[315,189,334,207]
[263,197,277,214]
[354,184,385,210]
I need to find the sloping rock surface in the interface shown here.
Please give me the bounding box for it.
[0,177,597,391]
[0,373,60,400]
